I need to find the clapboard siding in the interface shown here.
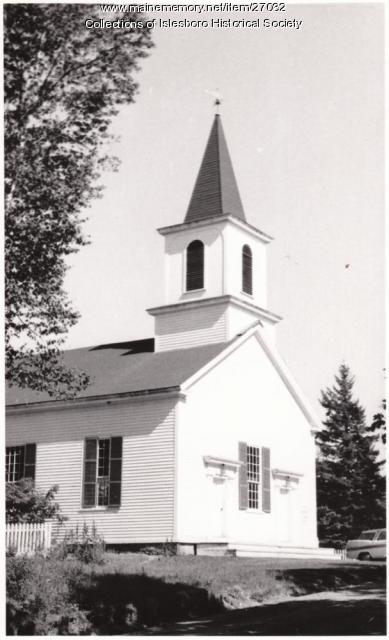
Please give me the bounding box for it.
[6,399,176,543]
[155,304,228,351]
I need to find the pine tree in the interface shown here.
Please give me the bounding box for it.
[367,399,386,447]
[316,364,385,547]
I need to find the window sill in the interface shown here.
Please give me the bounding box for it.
[78,507,120,513]
[183,288,206,295]
[240,291,254,299]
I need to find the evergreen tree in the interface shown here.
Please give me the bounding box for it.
[316,364,385,547]
[367,399,386,447]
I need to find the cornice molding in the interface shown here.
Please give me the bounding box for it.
[6,387,185,414]
[147,294,282,323]
[157,213,273,244]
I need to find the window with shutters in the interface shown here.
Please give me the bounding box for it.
[97,439,110,506]
[239,442,271,513]
[5,444,36,483]
[186,240,204,291]
[247,445,260,509]
[242,245,253,295]
[83,437,122,508]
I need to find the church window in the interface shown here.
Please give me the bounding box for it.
[242,245,253,295]
[186,240,204,291]
[238,442,271,512]
[5,443,36,483]
[247,445,260,508]
[83,437,122,508]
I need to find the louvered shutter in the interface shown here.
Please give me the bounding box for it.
[242,245,253,295]
[83,439,97,508]
[24,443,36,481]
[109,437,122,507]
[262,447,271,513]
[238,441,248,510]
[186,240,204,291]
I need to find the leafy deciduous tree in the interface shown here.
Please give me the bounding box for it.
[6,479,65,524]
[5,4,153,397]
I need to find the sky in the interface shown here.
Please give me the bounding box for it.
[63,2,385,422]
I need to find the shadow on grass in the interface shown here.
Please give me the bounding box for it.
[147,595,386,636]
[74,563,386,634]
[75,572,224,634]
[276,564,386,596]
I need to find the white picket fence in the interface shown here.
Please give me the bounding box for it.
[6,521,53,555]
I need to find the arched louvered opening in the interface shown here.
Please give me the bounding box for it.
[186,240,204,291]
[242,244,253,295]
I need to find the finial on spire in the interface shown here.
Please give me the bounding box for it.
[205,88,222,115]
[214,88,222,114]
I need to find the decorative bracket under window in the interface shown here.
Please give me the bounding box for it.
[272,468,303,491]
[203,455,241,479]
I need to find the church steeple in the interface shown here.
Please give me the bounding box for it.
[148,114,281,352]
[185,115,246,224]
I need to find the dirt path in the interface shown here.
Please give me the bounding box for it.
[142,580,386,636]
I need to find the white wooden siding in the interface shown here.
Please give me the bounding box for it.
[176,332,318,548]
[155,304,228,351]
[6,399,176,544]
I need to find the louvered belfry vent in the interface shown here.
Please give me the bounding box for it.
[186,240,204,291]
[242,244,253,294]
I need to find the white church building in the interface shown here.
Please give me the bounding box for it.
[6,115,330,557]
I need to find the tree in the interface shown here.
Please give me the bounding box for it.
[316,364,385,547]
[6,479,65,524]
[367,399,386,447]
[5,4,153,398]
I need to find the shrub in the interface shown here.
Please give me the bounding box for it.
[56,522,106,564]
[6,554,91,635]
[6,479,66,524]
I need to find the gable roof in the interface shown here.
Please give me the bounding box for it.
[6,339,228,407]
[184,115,246,224]
[6,328,320,431]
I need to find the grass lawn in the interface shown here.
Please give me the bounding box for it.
[7,550,385,635]
[87,552,385,610]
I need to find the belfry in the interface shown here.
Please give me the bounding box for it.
[148,114,281,352]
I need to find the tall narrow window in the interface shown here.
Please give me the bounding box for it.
[238,442,271,513]
[186,240,204,291]
[83,437,122,508]
[97,438,110,506]
[247,445,260,509]
[242,244,253,295]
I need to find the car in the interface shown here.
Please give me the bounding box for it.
[345,528,386,561]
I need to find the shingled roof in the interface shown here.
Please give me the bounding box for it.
[6,339,229,406]
[184,114,246,224]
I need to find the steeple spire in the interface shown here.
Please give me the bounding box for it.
[184,115,246,224]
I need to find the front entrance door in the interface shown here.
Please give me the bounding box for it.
[278,487,294,544]
[209,476,226,540]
